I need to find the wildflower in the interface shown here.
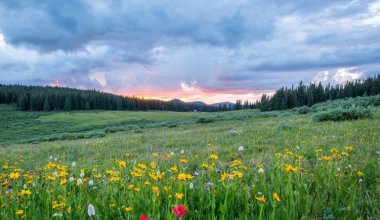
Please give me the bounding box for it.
[88,180,94,186]
[189,182,194,189]
[193,171,199,176]
[69,176,74,182]
[152,186,160,196]
[80,172,85,178]
[238,146,244,152]
[201,162,209,169]
[59,178,67,185]
[9,172,20,180]
[173,204,188,219]
[140,214,149,220]
[220,172,232,181]
[357,171,363,177]
[233,171,244,178]
[175,192,184,199]
[258,168,264,173]
[256,195,266,203]
[209,154,218,160]
[170,151,175,155]
[284,164,299,173]
[359,178,363,183]
[72,162,76,167]
[118,160,126,168]
[170,166,178,173]
[17,189,31,197]
[125,207,133,212]
[180,159,188,163]
[345,146,353,151]
[16,210,24,215]
[88,204,95,217]
[76,178,83,186]
[178,173,193,181]
[273,192,280,202]
[206,182,214,187]
[180,150,185,154]
[150,162,157,169]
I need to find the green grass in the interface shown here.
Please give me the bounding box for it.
[1,105,257,145]
[0,105,379,219]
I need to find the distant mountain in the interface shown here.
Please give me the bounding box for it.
[169,99,207,106]
[188,101,207,106]
[169,99,234,108]
[210,102,235,108]
[168,99,185,105]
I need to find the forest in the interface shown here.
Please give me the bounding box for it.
[0,85,227,112]
[248,75,380,111]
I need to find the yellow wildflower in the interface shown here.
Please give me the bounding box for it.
[170,166,178,173]
[177,173,193,181]
[273,192,280,202]
[320,156,333,161]
[9,172,20,180]
[175,192,184,199]
[209,154,218,160]
[118,160,126,168]
[125,207,133,212]
[60,179,67,185]
[152,186,160,196]
[256,195,266,203]
[150,162,157,169]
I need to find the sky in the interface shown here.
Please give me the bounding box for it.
[0,0,379,104]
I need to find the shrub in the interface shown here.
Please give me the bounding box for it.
[197,118,215,123]
[313,107,373,122]
[298,106,310,114]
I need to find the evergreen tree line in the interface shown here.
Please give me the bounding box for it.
[234,99,258,110]
[251,74,380,111]
[0,85,225,112]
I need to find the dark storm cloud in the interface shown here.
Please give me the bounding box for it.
[0,0,379,97]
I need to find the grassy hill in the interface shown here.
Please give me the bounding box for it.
[0,97,379,219]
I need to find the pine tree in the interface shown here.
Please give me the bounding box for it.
[63,97,73,111]
[43,96,50,111]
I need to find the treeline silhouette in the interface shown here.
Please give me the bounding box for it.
[253,74,380,111]
[0,85,224,112]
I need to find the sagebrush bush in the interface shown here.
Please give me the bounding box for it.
[311,95,380,113]
[298,106,310,114]
[313,107,373,122]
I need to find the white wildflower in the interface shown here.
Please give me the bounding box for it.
[77,178,83,185]
[88,204,96,217]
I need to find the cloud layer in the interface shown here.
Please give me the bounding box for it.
[1,0,379,103]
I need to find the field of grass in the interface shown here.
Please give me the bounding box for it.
[1,105,254,146]
[0,102,379,219]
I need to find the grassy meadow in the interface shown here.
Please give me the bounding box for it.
[0,100,379,219]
